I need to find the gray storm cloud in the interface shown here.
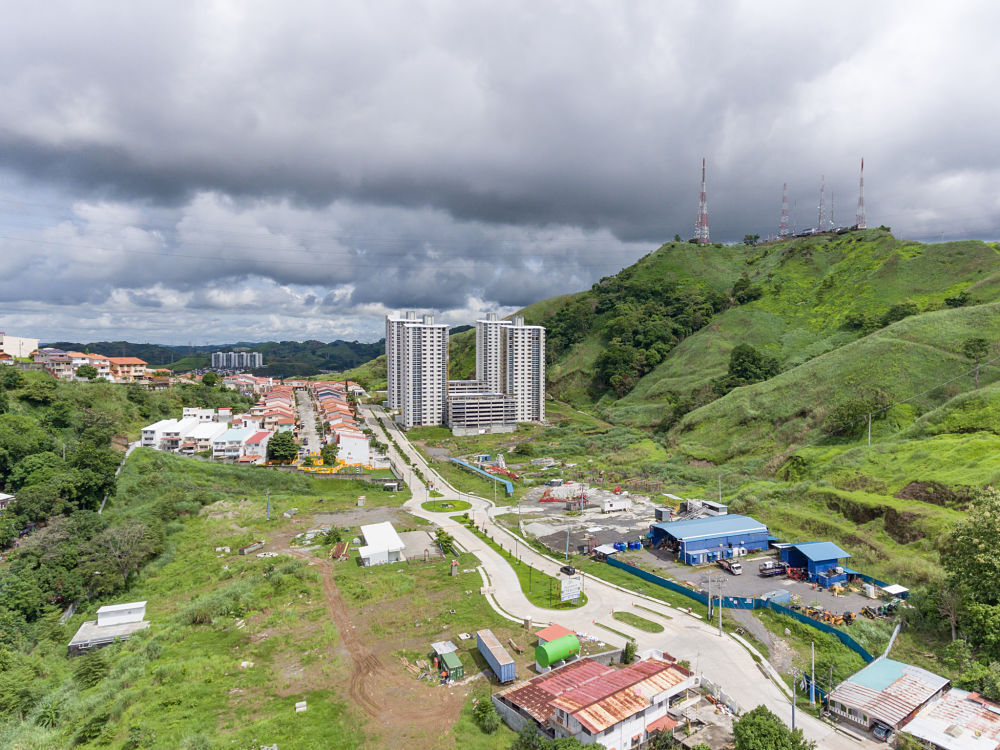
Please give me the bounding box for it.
[0,0,997,343]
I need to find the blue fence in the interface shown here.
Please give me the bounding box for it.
[606,556,708,606]
[449,459,514,496]
[605,557,874,663]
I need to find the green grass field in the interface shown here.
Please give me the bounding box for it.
[422,499,472,513]
[612,610,664,633]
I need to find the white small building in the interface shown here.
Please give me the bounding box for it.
[0,334,39,358]
[602,496,633,513]
[68,601,150,655]
[358,522,406,566]
[182,407,219,422]
[212,427,257,459]
[0,492,14,510]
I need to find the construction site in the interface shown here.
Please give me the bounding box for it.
[503,482,656,556]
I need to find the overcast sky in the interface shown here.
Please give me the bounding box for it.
[1,1,998,345]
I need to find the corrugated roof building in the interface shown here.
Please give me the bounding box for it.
[902,688,1000,750]
[495,657,696,748]
[649,514,769,565]
[828,657,950,732]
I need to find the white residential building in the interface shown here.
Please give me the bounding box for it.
[502,316,545,422]
[158,417,201,452]
[385,310,418,410]
[179,422,229,454]
[476,312,509,393]
[212,427,257,459]
[0,334,39,358]
[400,314,449,429]
[141,419,177,448]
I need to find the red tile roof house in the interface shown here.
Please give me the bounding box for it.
[495,657,697,749]
[107,357,148,382]
[241,431,272,462]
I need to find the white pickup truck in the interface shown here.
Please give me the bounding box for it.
[718,558,744,575]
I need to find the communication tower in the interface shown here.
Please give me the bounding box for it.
[695,158,710,245]
[817,175,826,233]
[856,158,866,229]
[779,183,791,237]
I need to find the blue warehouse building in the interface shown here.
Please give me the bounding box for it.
[650,514,769,565]
[779,542,851,587]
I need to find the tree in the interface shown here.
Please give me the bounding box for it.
[962,337,991,387]
[267,432,297,463]
[320,442,339,466]
[20,377,56,405]
[0,389,7,415]
[622,639,637,664]
[75,364,99,380]
[743,233,761,246]
[473,695,501,733]
[727,344,779,383]
[0,367,22,390]
[201,371,219,387]
[945,290,971,308]
[942,487,1000,606]
[92,521,156,588]
[435,528,456,555]
[733,705,814,750]
[880,301,918,327]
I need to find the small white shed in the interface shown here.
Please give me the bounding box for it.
[0,492,14,510]
[358,522,406,566]
[96,601,147,627]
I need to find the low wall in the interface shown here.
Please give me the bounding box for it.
[605,557,874,664]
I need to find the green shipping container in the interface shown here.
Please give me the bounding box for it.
[535,633,580,668]
[440,650,464,679]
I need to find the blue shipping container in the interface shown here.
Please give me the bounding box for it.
[476,629,516,683]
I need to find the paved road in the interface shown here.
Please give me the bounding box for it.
[294,388,321,455]
[361,406,876,749]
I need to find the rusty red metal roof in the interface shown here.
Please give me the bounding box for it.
[646,714,679,733]
[829,659,949,728]
[551,658,691,734]
[498,658,692,735]
[535,624,574,643]
[903,688,1000,749]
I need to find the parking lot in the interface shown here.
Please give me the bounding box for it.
[630,547,878,614]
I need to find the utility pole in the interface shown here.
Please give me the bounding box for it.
[706,577,713,620]
[811,641,816,705]
[718,474,722,503]
[266,489,270,521]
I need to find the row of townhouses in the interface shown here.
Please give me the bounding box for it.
[30,348,150,383]
[385,311,545,433]
[309,381,375,466]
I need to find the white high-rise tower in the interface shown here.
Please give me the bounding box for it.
[501,316,545,422]
[475,312,509,393]
[400,314,449,429]
[385,310,417,409]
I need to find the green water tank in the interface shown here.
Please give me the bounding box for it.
[535,633,580,667]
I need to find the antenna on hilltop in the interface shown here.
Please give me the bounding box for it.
[696,158,710,245]
[830,191,835,229]
[856,158,866,229]
[817,175,826,233]
[779,183,791,237]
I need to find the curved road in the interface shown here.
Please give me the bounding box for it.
[362,406,874,749]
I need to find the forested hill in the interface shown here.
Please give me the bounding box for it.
[44,339,385,378]
[480,228,1000,453]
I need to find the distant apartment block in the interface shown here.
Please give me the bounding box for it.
[211,351,263,369]
[387,311,545,433]
[0,333,39,358]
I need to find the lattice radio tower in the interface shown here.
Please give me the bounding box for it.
[817,175,826,232]
[856,158,866,229]
[779,182,791,237]
[695,158,710,244]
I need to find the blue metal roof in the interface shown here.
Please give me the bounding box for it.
[652,514,767,542]
[791,541,851,562]
[850,658,908,691]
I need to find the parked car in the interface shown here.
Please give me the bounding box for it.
[560,565,576,576]
[872,723,893,742]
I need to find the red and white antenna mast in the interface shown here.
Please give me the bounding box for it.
[779,182,791,237]
[856,158,866,229]
[696,158,710,245]
[817,175,826,233]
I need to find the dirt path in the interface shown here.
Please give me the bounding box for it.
[287,548,386,716]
